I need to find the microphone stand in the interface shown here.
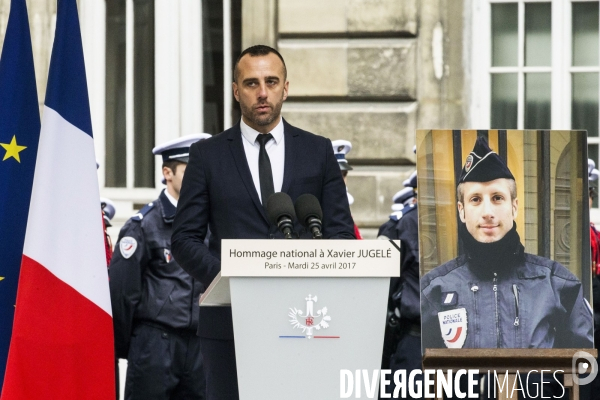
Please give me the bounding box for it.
[307,217,323,239]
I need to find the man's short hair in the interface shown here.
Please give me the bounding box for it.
[233,45,287,83]
[457,178,517,203]
[162,160,185,175]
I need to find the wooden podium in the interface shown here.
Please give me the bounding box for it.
[200,239,401,400]
[423,348,598,400]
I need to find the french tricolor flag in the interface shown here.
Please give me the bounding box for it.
[1,0,115,398]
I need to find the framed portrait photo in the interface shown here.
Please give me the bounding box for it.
[417,130,593,351]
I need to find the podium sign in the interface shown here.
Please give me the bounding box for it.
[222,239,400,277]
[206,239,400,400]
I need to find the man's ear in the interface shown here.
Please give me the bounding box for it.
[162,166,173,183]
[232,81,239,102]
[512,198,519,219]
[457,201,466,223]
[282,80,289,101]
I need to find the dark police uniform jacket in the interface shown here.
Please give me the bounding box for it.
[109,190,203,358]
[421,251,593,349]
[378,204,420,322]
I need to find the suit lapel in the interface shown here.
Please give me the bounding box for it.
[227,124,270,224]
[281,119,298,194]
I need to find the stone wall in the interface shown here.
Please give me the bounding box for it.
[243,0,467,230]
[0,0,469,232]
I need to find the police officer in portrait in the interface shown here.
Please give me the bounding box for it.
[421,137,593,350]
[109,134,211,400]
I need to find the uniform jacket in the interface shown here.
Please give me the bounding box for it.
[109,190,203,358]
[171,119,356,340]
[378,204,420,321]
[421,249,593,349]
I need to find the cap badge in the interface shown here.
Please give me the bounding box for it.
[464,155,473,173]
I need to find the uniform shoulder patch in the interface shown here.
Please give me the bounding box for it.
[119,237,138,259]
[131,202,155,221]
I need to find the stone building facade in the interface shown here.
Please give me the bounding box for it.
[252,0,468,232]
[0,0,469,237]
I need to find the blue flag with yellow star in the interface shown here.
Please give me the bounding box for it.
[0,0,40,388]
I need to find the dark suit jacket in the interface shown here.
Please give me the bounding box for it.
[171,119,356,339]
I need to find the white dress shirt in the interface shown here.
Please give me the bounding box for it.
[240,117,285,203]
[164,188,178,207]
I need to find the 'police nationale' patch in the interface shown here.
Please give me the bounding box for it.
[120,237,138,259]
[441,291,458,306]
[438,308,468,349]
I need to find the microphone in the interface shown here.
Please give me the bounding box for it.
[266,192,297,239]
[294,194,323,239]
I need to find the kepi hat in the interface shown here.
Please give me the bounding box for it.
[154,133,212,184]
[403,170,417,188]
[153,133,212,163]
[100,197,116,227]
[332,140,353,171]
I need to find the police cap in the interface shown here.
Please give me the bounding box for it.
[589,159,599,183]
[100,197,116,227]
[459,137,514,184]
[152,133,212,163]
[403,170,417,188]
[393,187,416,206]
[332,139,353,171]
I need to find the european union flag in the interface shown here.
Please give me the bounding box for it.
[0,0,40,389]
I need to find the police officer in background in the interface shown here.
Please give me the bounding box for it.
[332,139,362,239]
[588,159,600,400]
[101,197,116,266]
[109,134,211,400]
[378,174,421,399]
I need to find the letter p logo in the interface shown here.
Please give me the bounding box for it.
[572,351,598,386]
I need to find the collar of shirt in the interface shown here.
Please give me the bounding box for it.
[164,188,178,208]
[240,117,284,146]
[239,117,285,200]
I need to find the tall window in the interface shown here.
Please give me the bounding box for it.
[105,0,127,188]
[475,1,600,207]
[490,2,552,130]
[103,0,241,190]
[105,0,155,188]
[203,0,242,134]
[572,1,599,187]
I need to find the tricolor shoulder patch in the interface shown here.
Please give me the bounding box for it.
[164,249,173,263]
[119,237,138,259]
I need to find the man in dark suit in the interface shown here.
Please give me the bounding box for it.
[171,45,355,400]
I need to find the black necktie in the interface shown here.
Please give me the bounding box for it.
[256,133,275,206]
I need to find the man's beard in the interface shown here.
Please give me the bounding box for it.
[241,97,284,127]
